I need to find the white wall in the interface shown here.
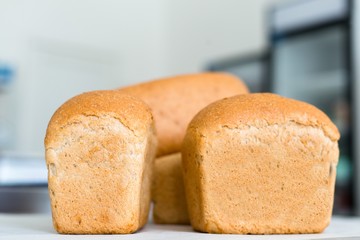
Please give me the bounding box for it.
[163,0,273,73]
[0,0,282,154]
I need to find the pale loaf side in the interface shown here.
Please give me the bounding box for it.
[182,93,340,234]
[152,153,190,224]
[45,90,157,234]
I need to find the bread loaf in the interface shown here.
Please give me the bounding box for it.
[152,153,189,224]
[182,93,340,234]
[118,72,249,157]
[45,90,157,234]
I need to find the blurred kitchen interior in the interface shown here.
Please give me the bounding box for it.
[0,0,359,216]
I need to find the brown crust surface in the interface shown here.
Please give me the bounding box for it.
[152,153,190,225]
[118,72,249,157]
[45,90,153,147]
[45,90,157,234]
[182,93,340,234]
[189,93,339,141]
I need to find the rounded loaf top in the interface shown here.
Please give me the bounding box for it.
[45,90,154,146]
[118,72,249,96]
[117,72,249,157]
[188,93,340,141]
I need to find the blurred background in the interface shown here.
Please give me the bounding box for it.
[0,0,359,216]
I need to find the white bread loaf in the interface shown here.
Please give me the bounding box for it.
[118,72,249,157]
[45,90,157,234]
[182,93,340,234]
[152,153,189,224]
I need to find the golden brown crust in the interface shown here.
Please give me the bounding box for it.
[189,93,340,141]
[182,93,340,234]
[152,153,190,225]
[45,90,154,147]
[45,90,157,234]
[118,72,249,157]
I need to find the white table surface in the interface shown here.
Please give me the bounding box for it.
[1,214,360,240]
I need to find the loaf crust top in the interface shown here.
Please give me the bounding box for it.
[118,72,249,156]
[188,93,340,141]
[119,72,248,95]
[45,90,154,146]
